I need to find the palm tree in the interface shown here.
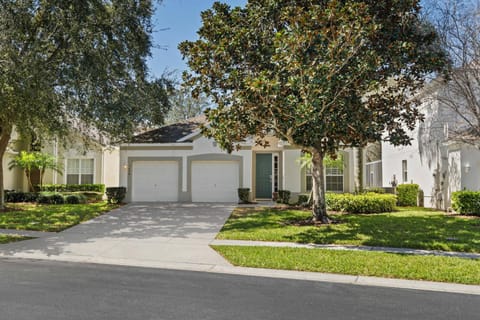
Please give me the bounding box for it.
[9,151,62,191]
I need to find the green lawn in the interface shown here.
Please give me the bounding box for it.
[0,234,30,244]
[213,245,480,285]
[217,207,480,253]
[0,202,120,232]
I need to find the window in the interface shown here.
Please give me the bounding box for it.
[402,160,408,183]
[67,159,94,184]
[326,166,344,192]
[305,157,344,193]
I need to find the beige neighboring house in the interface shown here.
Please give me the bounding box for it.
[3,129,120,192]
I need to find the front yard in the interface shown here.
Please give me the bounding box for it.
[217,207,480,252]
[0,202,120,233]
[213,206,480,285]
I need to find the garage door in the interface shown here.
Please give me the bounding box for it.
[132,161,179,202]
[191,161,239,202]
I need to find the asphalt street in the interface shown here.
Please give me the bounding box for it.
[0,259,477,320]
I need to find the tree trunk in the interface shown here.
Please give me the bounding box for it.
[0,126,12,210]
[310,148,330,223]
[356,146,364,193]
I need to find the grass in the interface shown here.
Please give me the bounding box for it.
[0,202,120,232]
[213,245,480,285]
[217,207,480,253]
[0,234,30,244]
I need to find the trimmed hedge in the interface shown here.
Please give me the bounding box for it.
[38,184,105,193]
[4,191,38,203]
[363,187,385,194]
[326,193,397,213]
[396,184,419,206]
[297,194,310,207]
[277,190,291,204]
[452,191,480,216]
[237,188,250,203]
[106,187,126,204]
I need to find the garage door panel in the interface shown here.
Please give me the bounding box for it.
[132,161,178,202]
[192,161,239,202]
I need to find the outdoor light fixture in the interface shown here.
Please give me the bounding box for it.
[464,163,471,173]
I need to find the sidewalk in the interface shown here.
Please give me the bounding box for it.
[211,239,480,259]
[0,229,57,238]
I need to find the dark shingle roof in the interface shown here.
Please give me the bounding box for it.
[129,115,206,143]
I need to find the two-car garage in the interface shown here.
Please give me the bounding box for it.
[130,158,241,203]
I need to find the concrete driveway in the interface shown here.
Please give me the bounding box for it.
[0,203,235,270]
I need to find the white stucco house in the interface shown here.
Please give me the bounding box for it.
[381,78,480,209]
[119,116,358,203]
[3,129,119,192]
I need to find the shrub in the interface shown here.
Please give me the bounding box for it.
[65,194,82,204]
[326,193,396,213]
[396,184,419,206]
[297,194,310,207]
[277,190,291,204]
[237,188,250,203]
[363,187,385,194]
[36,195,51,204]
[106,187,126,204]
[50,194,65,204]
[4,191,38,203]
[451,191,480,216]
[38,184,105,193]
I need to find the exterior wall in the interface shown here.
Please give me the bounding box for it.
[3,151,24,191]
[283,149,302,194]
[102,147,120,187]
[120,135,252,202]
[460,146,480,192]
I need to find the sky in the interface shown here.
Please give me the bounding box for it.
[147,0,247,79]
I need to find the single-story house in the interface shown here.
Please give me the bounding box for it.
[3,129,119,192]
[119,116,358,203]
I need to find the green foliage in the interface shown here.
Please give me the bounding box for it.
[180,0,447,221]
[37,193,67,205]
[396,184,419,206]
[237,188,250,203]
[452,191,480,216]
[297,194,310,207]
[363,187,386,194]
[106,187,126,204]
[0,0,172,208]
[166,83,210,123]
[8,151,62,191]
[64,194,86,205]
[277,190,291,204]
[39,184,105,193]
[4,191,38,203]
[326,193,396,213]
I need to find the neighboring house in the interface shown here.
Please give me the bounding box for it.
[381,79,480,210]
[3,129,120,192]
[119,116,358,203]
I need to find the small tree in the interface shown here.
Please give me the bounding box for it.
[180,0,447,223]
[8,152,63,191]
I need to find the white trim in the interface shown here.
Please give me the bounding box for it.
[176,129,202,142]
[120,143,194,148]
[65,157,96,184]
[365,160,382,165]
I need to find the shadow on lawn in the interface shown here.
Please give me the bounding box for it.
[284,214,480,252]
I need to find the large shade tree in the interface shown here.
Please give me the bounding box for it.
[0,0,171,209]
[180,0,447,223]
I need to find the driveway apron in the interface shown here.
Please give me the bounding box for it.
[0,203,234,270]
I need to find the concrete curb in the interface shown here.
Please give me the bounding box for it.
[1,254,478,296]
[211,240,480,259]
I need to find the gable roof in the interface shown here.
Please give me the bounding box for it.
[129,115,206,143]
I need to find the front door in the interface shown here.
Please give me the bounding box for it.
[255,153,272,198]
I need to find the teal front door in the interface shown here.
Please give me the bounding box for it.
[255,153,272,198]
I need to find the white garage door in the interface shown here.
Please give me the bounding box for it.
[132,161,179,202]
[191,161,239,202]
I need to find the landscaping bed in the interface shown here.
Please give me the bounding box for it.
[217,207,480,253]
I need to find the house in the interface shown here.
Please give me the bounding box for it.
[3,129,120,192]
[381,78,480,210]
[119,116,358,203]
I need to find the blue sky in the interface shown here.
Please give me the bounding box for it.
[147,0,247,79]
